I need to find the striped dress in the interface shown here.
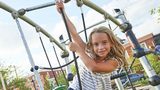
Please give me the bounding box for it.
[69,55,119,90]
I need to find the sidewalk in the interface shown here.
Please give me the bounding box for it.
[126,85,156,90]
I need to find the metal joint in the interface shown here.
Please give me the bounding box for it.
[35,26,41,32]
[133,48,146,58]
[63,0,71,3]
[104,13,109,20]
[74,0,83,7]
[50,37,55,42]
[61,50,69,58]
[113,14,123,19]
[119,22,132,33]
[18,8,26,16]
[149,75,160,86]
[11,11,19,19]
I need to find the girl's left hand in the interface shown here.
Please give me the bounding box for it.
[68,42,79,52]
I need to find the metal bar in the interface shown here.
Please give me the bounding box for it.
[0,1,65,51]
[82,0,121,26]
[25,1,56,12]
[63,20,106,43]
[59,7,82,90]
[59,35,73,84]
[114,8,160,90]
[14,18,44,90]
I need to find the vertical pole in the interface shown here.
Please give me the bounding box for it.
[0,72,6,90]
[59,35,72,84]
[11,11,44,90]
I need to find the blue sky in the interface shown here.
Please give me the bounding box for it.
[0,0,160,77]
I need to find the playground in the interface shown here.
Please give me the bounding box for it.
[0,0,160,90]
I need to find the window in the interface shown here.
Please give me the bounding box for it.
[47,72,50,78]
[152,41,155,47]
[59,71,61,76]
[140,42,147,49]
[56,71,58,76]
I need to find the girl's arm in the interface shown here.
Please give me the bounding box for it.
[56,1,86,51]
[68,42,118,72]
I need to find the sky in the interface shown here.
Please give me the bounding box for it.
[0,0,160,77]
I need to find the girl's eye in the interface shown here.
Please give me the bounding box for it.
[103,42,107,44]
[94,43,98,46]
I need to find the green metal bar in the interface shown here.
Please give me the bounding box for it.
[0,1,65,51]
[83,0,121,26]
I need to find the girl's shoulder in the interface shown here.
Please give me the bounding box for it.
[106,58,120,70]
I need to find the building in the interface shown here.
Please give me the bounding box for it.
[25,69,66,90]
[124,33,160,57]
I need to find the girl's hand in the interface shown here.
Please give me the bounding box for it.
[68,42,79,52]
[56,1,65,14]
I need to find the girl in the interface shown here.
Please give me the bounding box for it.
[56,1,128,90]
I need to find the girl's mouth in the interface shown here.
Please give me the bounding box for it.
[98,51,105,55]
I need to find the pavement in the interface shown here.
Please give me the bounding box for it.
[126,85,156,90]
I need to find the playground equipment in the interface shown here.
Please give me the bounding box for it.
[1,0,160,90]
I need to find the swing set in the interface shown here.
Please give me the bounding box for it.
[0,0,160,90]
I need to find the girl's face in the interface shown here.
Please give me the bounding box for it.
[92,33,112,60]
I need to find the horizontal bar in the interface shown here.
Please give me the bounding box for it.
[25,1,56,12]
[0,1,65,51]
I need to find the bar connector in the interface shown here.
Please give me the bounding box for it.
[18,8,26,16]
[63,0,71,3]
[74,0,83,7]
[61,50,69,58]
[119,22,132,33]
[35,26,41,32]
[50,37,69,58]
[11,11,19,19]
[149,75,160,86]
[104,13,109,20]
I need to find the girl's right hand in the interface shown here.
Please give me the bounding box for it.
[56,1,65,14]
[68,42,79,52]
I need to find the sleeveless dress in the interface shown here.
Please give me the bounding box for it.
[69,54,119,90]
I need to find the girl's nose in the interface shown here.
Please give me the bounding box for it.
[99,44,104,49]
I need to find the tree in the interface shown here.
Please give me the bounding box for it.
[44,75,54,90]
[0,60,15,89]
[149,7,160,23]
[127,57,143,72]
[127,54,160,75]
[70,63,77,75]
[0,60,29,90]
[146,54,160,74]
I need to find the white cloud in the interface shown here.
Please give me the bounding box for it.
[102,0,160,40]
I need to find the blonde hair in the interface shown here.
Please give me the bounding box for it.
[86,26,128,67]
